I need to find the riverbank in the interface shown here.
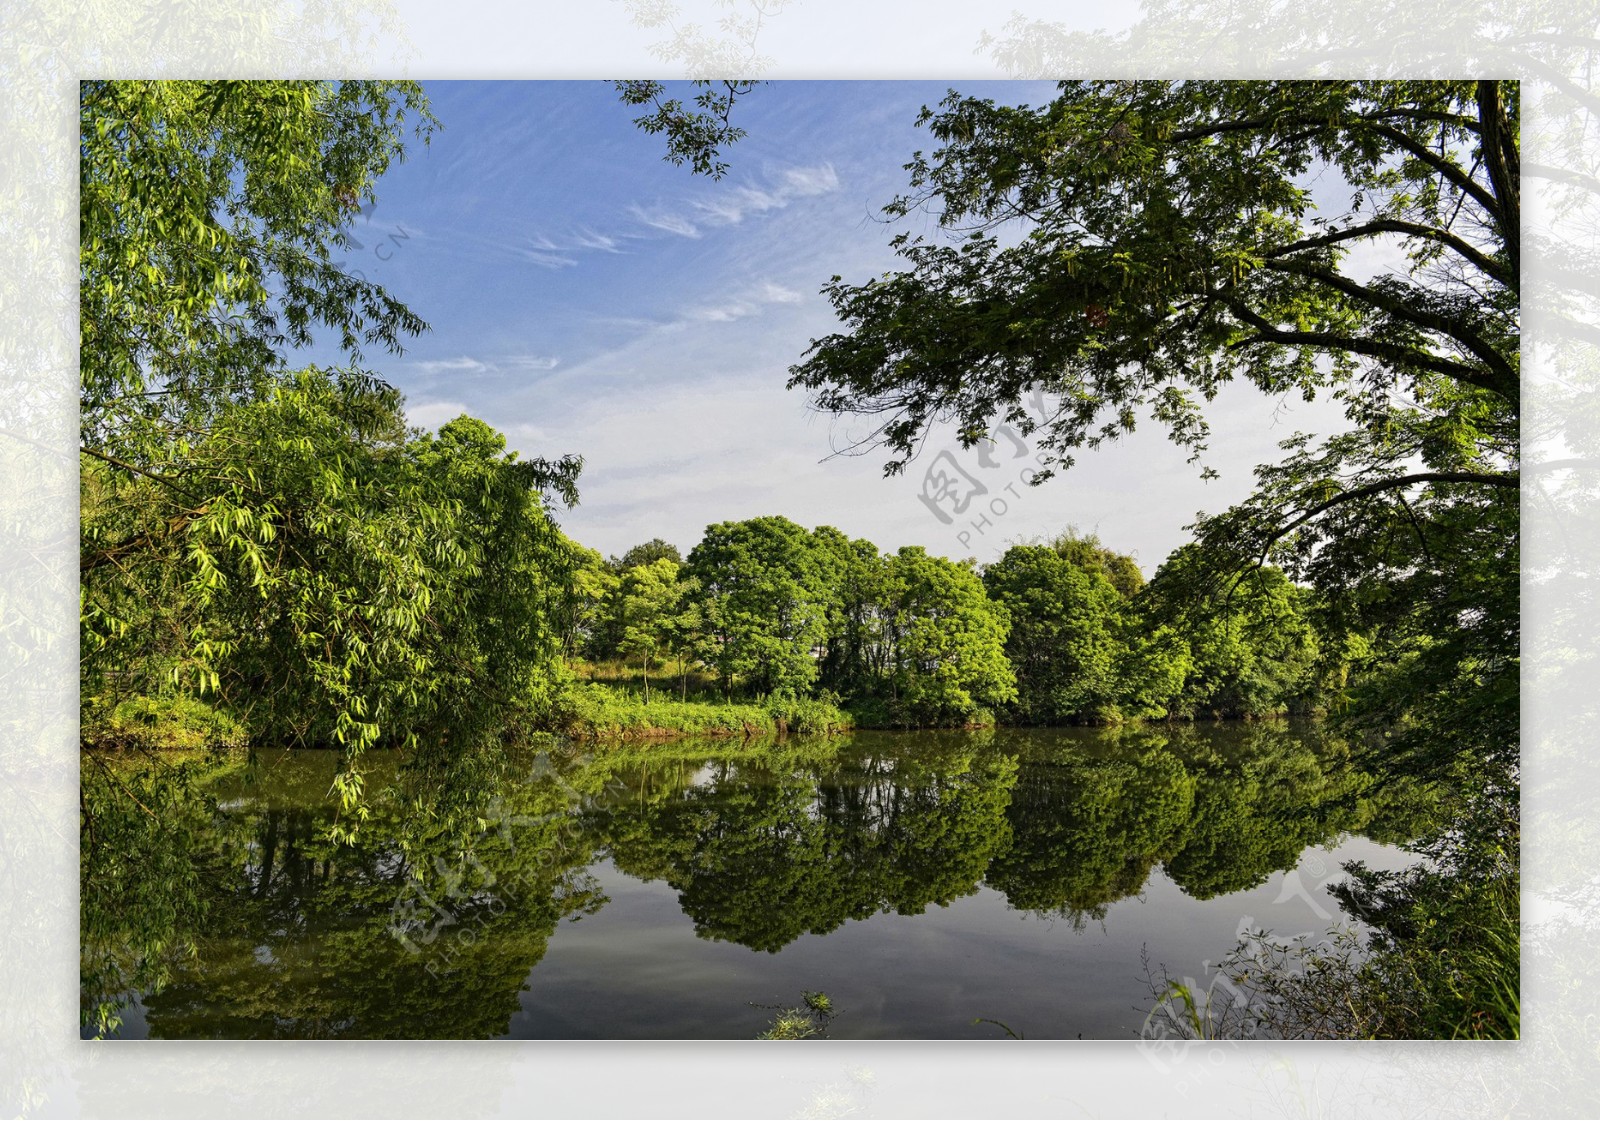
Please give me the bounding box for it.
[560,683,852,740]
[81,683,1311,754]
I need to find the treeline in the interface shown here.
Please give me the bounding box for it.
[565,513,1343,728]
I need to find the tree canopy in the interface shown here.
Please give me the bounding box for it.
[789,80,1517,485]
[79,81,582,829]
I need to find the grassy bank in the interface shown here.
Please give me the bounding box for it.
[559,683,852,741]
[81,695,249,752]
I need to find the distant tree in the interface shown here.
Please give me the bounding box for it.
[682,517,832,697]
[662,574,716,702]
[1046,528,1144,599]
[553,540,617,660]
[615,558,683,703]
[883,547,1017,724]
[809,526,890,700]
[1133,545,1320,718]
[588,542,684,663]
[1113,624,1193,721]
[982,544,1124,723]
[609,537,684,571]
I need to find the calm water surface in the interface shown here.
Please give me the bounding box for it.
[85,722,1424,1039]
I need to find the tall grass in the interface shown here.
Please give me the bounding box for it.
[559,682,851,741]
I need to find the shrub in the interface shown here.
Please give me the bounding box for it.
[762,689,852,735]
[81,694,248,751]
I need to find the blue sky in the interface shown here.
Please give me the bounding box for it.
[308,80,1350,573]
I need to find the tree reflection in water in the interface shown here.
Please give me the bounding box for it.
[81,723,1438,1037]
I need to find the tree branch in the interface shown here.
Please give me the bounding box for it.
[1225,302,1518,403]
[1267,219,1513,291]
[1261,259,1517,391]
[1363,121,1504,226]
[1269,470,1518,549]
[80,446,205,504]
[1475,81,1521,284]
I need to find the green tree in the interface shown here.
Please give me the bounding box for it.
[1132,545,1320,718]
[82,378,580,825]
[785,77,1517,737]
[982,543,1125,723]
[682,516,832,698]
[810,526,891,700]
[882,547,1017,724]
[405,415,580,755]
[81,80,436,438]
[782,81,1519,1037]
[553,539,618,660]
[615,557,683,703]
[600,747,1016,953]
[609,537,684,571]
[1161,724,1375,900]
[613,80,760,181]
[788,80,1515,487]
[79,81,585,826]
[1045,528,1144,599]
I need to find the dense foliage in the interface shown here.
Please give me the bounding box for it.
[573,519,1334,729]
[785,79,1519,1038]
[81,78,1518,1040]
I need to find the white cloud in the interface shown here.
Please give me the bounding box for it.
[411,356,492,375]
[405,399,473,430]
[680,279,808,325]
[686,301,757,323]
[759,281,802,304]
[518,248,579,269]
[779,163,840,197]
[628,203,701,239]
[695,186,783,226]
[524,163,840,269]
[635,162,842,232]
[570,228,625,253]
[409,354,561,376]
[505,354,561,371]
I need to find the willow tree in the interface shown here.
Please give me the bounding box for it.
[79,81,580,818]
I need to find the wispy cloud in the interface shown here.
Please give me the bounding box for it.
[517,248,579,269]
[628,203,701,239]
[694,185,784,225]
[624,161,842,240]
[681,279,808,324]
[509,162,841,271]
[778,163,840,197]
[570,228,625,253]
[759,281,802,303]
[412,356,493,375]
[410,354,561,376]
[504,354,561,371]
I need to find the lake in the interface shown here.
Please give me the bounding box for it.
[81,720,1427,1039]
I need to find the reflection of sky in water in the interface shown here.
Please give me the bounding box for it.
[509,836,1413,1041]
